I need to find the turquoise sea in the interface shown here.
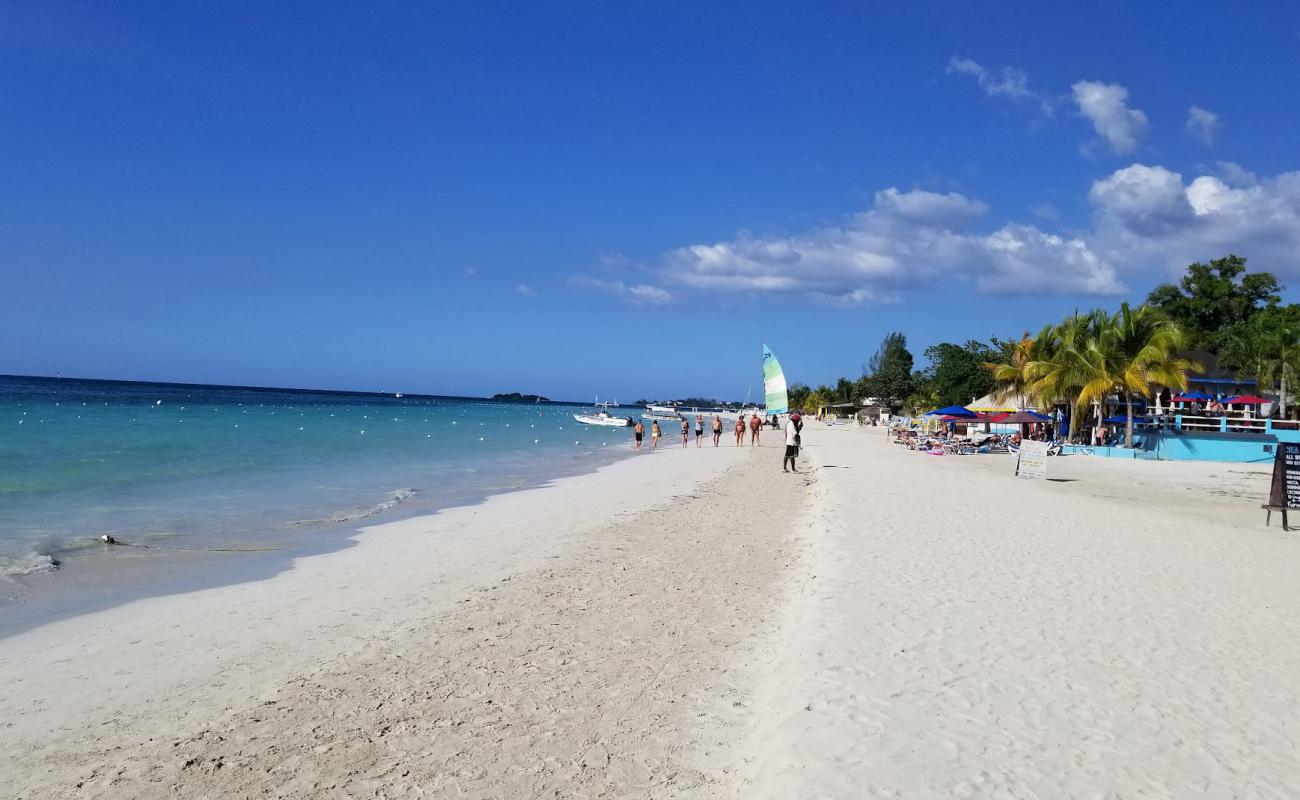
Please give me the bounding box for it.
[0,375,636,589]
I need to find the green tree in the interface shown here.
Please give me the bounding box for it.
[1222,307,1300,418]
[984,326,1058,409]
[1031,305,1198,446]
[1104,304,1199,446]
[787,382,812,412]
[861,332,915,410]
[1145,255,1281,352]
[922,340,997,407]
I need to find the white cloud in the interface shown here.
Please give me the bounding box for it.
[664,188,1123,302]
[571,275,674,306]
[653,162,1300,306]
[1186,105,1222,145]
[515,283,536,297]
[460,265,478,276]
[1071,80,1149,154]
[946,56,1031,100]
[946,57,1056,117]
[1088,163,1300,279]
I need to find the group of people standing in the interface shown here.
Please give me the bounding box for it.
[630,411,804,471]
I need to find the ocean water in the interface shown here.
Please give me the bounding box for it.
[0,376,639,579]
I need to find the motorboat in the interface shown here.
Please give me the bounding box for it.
[573,400,634,427]
[641,404,684,421]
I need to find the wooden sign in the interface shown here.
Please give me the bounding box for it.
[1266,442,1300,530]
[1015,440,1049,480]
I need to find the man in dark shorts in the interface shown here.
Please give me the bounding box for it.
[783,412,803,472]
[680,416,690,447]
[694,415,704,448]
[633,420,644,450]
[712,415,723,446]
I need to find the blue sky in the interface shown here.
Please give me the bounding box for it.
[4,2,1300,401]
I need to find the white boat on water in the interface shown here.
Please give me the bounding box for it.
[573,400,634,427]
[641,404,684,421]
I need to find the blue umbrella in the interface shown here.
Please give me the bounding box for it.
[925,405,978,418]
[1171,391,1213,401]
[1104,415,1149,424]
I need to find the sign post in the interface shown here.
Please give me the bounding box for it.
[1266,442,1300,530]
[1015,440,1049,480]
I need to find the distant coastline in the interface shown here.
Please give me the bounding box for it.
[0,373,585,406]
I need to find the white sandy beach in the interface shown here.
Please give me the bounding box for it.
[5,428,1300,798]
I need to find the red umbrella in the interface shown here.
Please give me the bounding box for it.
[1224,395,1268,405]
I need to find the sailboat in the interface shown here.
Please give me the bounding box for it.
[763,344,789,415]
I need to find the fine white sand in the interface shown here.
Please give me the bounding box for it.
[1,440,808,798]
[740,426,1300,798]
[7,423,1300,798]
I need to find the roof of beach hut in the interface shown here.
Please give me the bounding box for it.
[965,391,1035,413]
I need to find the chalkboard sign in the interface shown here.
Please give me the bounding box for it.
[1268,442,1300,511]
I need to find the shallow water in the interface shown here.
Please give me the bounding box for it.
[0,376,639,580]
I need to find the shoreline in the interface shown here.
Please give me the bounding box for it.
[1,439,805,798]
[0,441,638,640]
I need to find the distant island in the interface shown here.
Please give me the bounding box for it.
[491,392,551,403]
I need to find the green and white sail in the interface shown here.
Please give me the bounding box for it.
[762,344,789,414]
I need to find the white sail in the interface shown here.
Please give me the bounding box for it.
[763,344,788,414]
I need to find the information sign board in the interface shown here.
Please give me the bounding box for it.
[1015,440,1049,480]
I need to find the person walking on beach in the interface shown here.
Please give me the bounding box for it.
[712,415,723,446]
[651,420,661,450]
[783,412,802,472]
[734,416,745,446]
[749,413,762,446]
[695,414,704,448]
[633,420,644,450]
[680,417,690,448]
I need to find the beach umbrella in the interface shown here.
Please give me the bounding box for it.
[1171,391,1213,402]
[998,410,1050,423]
[1103,415,1149,424]
[1223,395,1268,405]
[926,405,977,418]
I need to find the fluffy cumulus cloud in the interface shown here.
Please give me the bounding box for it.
[1088,163,1300,277]
[571,275,674,306]
[664,188,1124,302]
[515,283,536,297]
[1071,81,1149,154]
[1186,105,1222,145]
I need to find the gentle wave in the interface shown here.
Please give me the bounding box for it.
[284,488,418,527]
[1,551,60,576]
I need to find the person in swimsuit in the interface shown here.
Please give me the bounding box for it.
[651,420,661,450]
[712,415,723,446]
[633,420,644,450]
[749,413,761,446]
[694,415,704,448]
[680,417,690,447]
[734,416,745,446]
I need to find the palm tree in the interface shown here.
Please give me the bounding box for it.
[1103,303,1199,447]
[1030,312,1104,441]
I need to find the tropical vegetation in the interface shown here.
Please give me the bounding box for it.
[787,255,1300,447]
